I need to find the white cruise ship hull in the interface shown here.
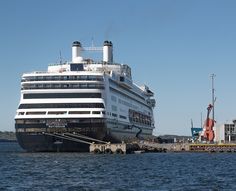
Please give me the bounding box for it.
[15,40,156,152]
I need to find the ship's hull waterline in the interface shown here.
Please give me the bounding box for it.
[15,118,107,152]
[15,122,152,152]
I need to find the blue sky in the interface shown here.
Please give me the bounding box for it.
[1,0,236,135]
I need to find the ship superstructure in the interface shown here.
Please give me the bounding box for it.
[15,40,156,152]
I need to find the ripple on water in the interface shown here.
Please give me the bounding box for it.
[1,143,236,190]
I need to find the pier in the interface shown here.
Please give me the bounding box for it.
[89,142,127,154]
[89,141,190,154]
[90,142,236,154]
[189,143,236,152]
[40,132,236,153]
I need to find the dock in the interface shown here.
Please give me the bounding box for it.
[189,143,236,152]
[89,142,127,154]
[42,132,236,153]
[89,141,189,154]
[90,141,236,154]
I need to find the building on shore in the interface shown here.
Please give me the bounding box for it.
[215,120,236,143]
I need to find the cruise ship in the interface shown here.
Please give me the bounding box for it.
[15,40,156,152]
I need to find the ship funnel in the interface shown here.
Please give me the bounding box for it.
[103,41,113,64]
[72,41,83,63]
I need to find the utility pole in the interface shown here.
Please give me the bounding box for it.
[210,74,216,122]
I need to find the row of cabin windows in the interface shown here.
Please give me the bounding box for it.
[106,112,127,120]
[18,111,105,115]
[21,75,103,82]
[15,118,105,124]
[109,82,145,101]
[129,109,152,126]
[19,109,127,119]
[118,99,138,110]
[23,93,102,99]
[18,103,104,109]
[21,83,104,90]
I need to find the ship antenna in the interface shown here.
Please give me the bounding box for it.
[91,37,94,47]
[59,50,63,64]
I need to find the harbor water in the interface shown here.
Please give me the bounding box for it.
[0,142,236,191]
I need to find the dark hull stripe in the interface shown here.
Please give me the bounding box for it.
[15,119,153,152]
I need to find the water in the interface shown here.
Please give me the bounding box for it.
[0,142,236,191]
